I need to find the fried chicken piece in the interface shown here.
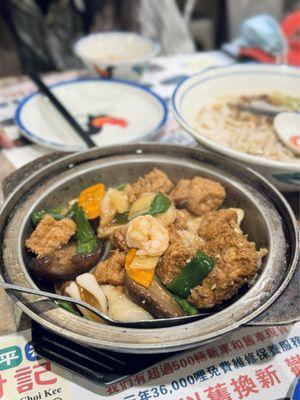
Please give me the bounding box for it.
[167,210,189,243]
[95,249,125,286]
[171,177,225,216]
[177,208,208,236]
[157,228,203,285]
[168,210,205,244]
[197,208,239,240]
[188,209,267,308]
[25,215,76,257]
[123,184,135,203]
[173,209,189,230]
[167,224,181,244]
[160,207,205,281]
[110,226,129,251]
[157,240,196,286]
[125,168,174,202]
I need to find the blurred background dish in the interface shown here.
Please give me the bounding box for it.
[74,32,159,81]
[15,77,167,152]
[172,64,300,191]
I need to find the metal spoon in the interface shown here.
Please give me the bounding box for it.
[0,281,211,328]
[237,100,288,117]
[238,100,300,117]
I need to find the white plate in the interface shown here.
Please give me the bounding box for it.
[15,78,167,152]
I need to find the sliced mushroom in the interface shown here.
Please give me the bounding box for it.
[125,273,185,319]
[29,241,104,281]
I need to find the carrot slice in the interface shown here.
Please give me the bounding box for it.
[125,249,137,268]
[125,249,156,288]
[78,183,105,219]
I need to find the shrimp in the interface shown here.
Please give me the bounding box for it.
[126,215,169,256]
[100,188,129,228]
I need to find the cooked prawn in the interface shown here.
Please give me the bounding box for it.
[126,215,169,256]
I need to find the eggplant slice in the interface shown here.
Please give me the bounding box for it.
[29,241,104,282]
[125,273,185,319]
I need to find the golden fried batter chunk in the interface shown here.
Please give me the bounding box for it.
[166,207,205,269]
[123,184,135,203]
[110,226,129,251]
[171,177,225,215]
[197,208,239,240]
[126,168,174,202]
[168,208,203,239]
[167,210,188,243]
[188,209,267,308]
[167,224,181,244]
[157,227,204,286]
[173,210,189,230]
[171,179,190,205]
[95,249,125,286]
[157,240,196,285]
[25,215,76,257]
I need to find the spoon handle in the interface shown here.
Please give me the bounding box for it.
[237,105,278,116]
[0,281,212,329]
[0,280,111,323]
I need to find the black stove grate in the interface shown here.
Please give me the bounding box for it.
[31,321,179,386]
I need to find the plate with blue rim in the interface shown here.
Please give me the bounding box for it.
[15,77,168,152]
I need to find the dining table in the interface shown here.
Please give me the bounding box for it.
[0,51,299,400]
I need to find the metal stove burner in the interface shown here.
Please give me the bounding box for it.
[31,320,178,386]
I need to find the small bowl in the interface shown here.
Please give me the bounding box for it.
[74,32,159,81]
[172,64,300,192]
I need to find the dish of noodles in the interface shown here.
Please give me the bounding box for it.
[195,92,300,162]
[25,168,268,323]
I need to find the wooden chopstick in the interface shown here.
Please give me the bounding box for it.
[28,71,95,148]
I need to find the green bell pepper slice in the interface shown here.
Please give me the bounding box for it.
[173,295,198,315]
[70,202,97,255]
[56,300,81,316]
[167,251,215,298]
[31,207,64,226]
[148,191,171,215]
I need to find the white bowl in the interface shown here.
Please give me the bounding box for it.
[172,64,300,192]
[74,32,159,81]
